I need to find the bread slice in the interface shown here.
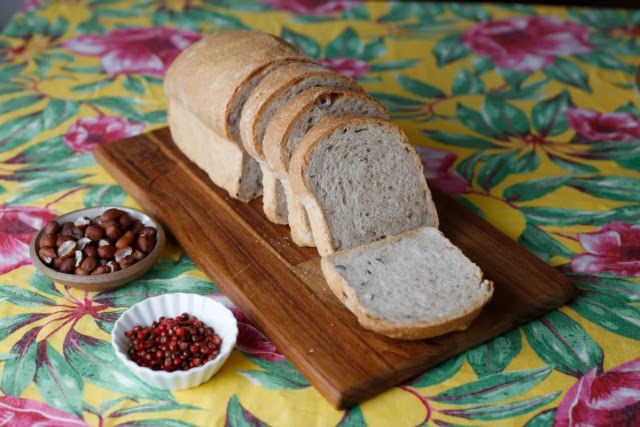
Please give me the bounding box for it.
[168,100,262,201]
[263,88,388,246]
[289,116,439,256]
[321,227,494,340]
[164,30,313,201]
[240,62,362,223]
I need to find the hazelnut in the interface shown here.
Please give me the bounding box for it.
[85,224,104,241]
[57,240,77,260]
[98,239,110,247]
[97,245,115,260]
[106,260,120,273]
[56,235,72,248]
[91,265,110,275]
[114,246,132,263]
[139,227,157,238]
[51,258,63,269]
[119,255,138,269]
[115,231,134,249]
[101,208,124,223]
[80,256,98,272]
[84,246,98,258]
[136,234,155,254]
[60,222,75,237]
[131,249,145,260]
[131,220,143,234]
[38,246,56,264]
[118,214,133,230]
[73,216,91,229]
[59,257,76,274]
[39,234,57,249]
[77,237,92,250]
[105,224,122,241]
[43,220,60,235]
[75,267,90,276]
[74,250,84,268]
[70,227,84,240]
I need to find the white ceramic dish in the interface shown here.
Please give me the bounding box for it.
[29,206,165,291]
[111,293,238,390]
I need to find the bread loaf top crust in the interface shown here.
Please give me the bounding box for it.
[164,30,313,145]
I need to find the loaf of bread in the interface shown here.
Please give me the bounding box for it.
[263,88,388,246]
[321,226,494,340]
[164,30,314,201]
[240,62,363,223]
[289,116,439,256]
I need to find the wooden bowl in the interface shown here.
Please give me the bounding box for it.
[29,206,165,292]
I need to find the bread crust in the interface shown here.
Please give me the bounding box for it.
[164,30,313,144]
[240,63,362,159]
[289,116,439,256]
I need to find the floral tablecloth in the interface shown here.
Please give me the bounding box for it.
[1,0,639,425]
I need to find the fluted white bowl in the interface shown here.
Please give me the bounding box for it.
[112,293,238,389]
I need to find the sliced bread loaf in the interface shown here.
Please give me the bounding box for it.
[263,88,388,246]
[240,62,363,223]
[289,116,439,256]
[321,227,494,340]
[164,30,313,201]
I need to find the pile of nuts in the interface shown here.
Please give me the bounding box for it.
[37,208,157,275]
[125,313,223,372]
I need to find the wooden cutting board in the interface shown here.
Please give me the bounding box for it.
[94,128,576,409]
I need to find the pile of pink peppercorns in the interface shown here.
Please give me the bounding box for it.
[125,313,223,372]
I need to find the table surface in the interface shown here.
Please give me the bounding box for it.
[0,1,639,426]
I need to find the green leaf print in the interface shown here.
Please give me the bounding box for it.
[422,130,498,149]
[569,176,640,202]
[280,27,320,58]
[571,274,640,303]
[0,94,43,115]
[7,135,73,164]
[35,341,84,416]
[524,409,556,427]
[569,8,627,30]
[521,205,640,226]
[531,91,572,137]
[336,405,366,427]
[63,330,173,400]
[368,59,421,72]
[108,401,201,418]
[466,329,522,377]
[341,5,369,20]
[449,4,491,21]
[395,74,445,98]
[0,111,45,153]
[433,34,471,67]
[40,99,80,131]
[543,58,590,92]
[362,37,386,61]
[482,95,530,137]
[0,313,47,341]
[28,271,63,298]
[1,326,40,396]
[367,93,422,113]
[89,97,146,122]
[326,27,364,58]
[504,176,572,203]
[84,184,126,207]
[456,104,503,139]
[477,151,518,190]
[144,110,167,124]
[225,394,268,427]
[439,392,560,421]
[574,52,634,73]
[0,285,56,307]
[432,365,552,405]
[238,356,309,390]
[498,67,529,88]
[405,353,464,388]
[516,223,574,262]
[569,293,640,340]
[522,310,603,377]
[547,153,599,175]
[452,69,484,95]
[113,420,196,427]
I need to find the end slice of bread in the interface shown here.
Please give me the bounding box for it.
[289,116,438,256]
[168,99,261,201]
[321,227,494,340]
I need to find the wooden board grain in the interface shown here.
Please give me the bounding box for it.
[94,128,576,409]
